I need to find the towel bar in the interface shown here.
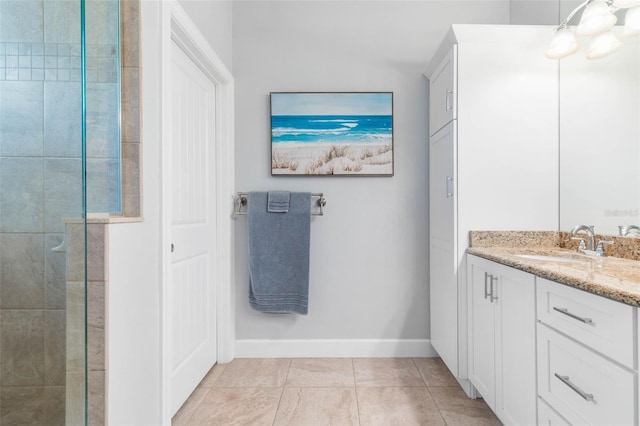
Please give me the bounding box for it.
[235,192,326,216]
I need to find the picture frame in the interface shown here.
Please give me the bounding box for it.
[270,92,394,176]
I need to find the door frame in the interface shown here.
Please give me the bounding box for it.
[159,1,235,423]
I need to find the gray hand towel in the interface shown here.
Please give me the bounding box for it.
[247,191,311,314]
[267,191,291,213]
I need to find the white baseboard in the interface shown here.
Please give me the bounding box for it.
[234,339,437,358]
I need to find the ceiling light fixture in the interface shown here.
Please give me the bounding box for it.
[546,0,640,60]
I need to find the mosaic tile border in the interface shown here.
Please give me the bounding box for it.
[0,42,118,83]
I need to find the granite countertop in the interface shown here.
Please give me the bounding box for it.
[467,231,640,307]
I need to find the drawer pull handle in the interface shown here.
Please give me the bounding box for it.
[445,89,453,111]
[552,307,593,325]
[484,272,491,299]
[490,275,498,302]
[554,373,594,401]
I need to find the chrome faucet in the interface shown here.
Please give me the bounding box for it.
[595,240,614,257]
[570,225,596,251]
[619,225,640,237]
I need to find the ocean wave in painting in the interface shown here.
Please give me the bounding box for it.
[272,115,392,144]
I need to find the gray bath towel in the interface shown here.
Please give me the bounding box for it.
[248,191,311,314]
[267,190,291,213]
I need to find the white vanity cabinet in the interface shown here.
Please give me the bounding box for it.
[467,255,537,425]
[536,278,638,425]
[466,255,639,425]
[424,24,559,388]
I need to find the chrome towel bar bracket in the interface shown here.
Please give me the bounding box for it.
[235,192,326,216]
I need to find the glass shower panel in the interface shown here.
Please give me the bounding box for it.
[0,0,121,424]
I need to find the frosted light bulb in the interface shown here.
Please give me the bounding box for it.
[546,28,580,59]
[577,0,618,36]
[587,30,623,59]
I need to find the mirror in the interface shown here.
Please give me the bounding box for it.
[558,0,640,236]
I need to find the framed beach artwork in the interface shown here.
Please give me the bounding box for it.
[270,92,394,176]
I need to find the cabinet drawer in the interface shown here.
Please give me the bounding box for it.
[536,277,636,368]
[537,324,636,426]
[538,397,571,426]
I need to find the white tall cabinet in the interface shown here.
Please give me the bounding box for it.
[424,25,559,394]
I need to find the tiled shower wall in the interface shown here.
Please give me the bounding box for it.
[0,41,118,83]
[0,0,121,424]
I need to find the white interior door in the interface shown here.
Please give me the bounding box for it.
[169,38,217,416]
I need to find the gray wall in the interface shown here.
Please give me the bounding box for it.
[509,0,559,24]
[178,0,233,71]
[233,1,510,343]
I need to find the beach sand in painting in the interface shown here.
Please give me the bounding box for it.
[272,141,393,175]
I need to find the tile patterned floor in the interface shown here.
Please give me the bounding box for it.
[172,357,501,426]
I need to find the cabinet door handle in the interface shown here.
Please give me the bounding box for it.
[490,275,498,302]
[484,272,491,299]
[554,373,594,401]
[446,176,453,198]
[445,89,453,111]
[552,307,593,325]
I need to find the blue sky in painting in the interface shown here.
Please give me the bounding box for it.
[271,93,392,116]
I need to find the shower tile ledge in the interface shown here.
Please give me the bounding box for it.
[64,214,143,224]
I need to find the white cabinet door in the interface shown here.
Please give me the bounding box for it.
[429,121,458,375]
[468,255,537,424]
[494,264,536,426]
[468,256,495,408]
[429,46,456,136]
